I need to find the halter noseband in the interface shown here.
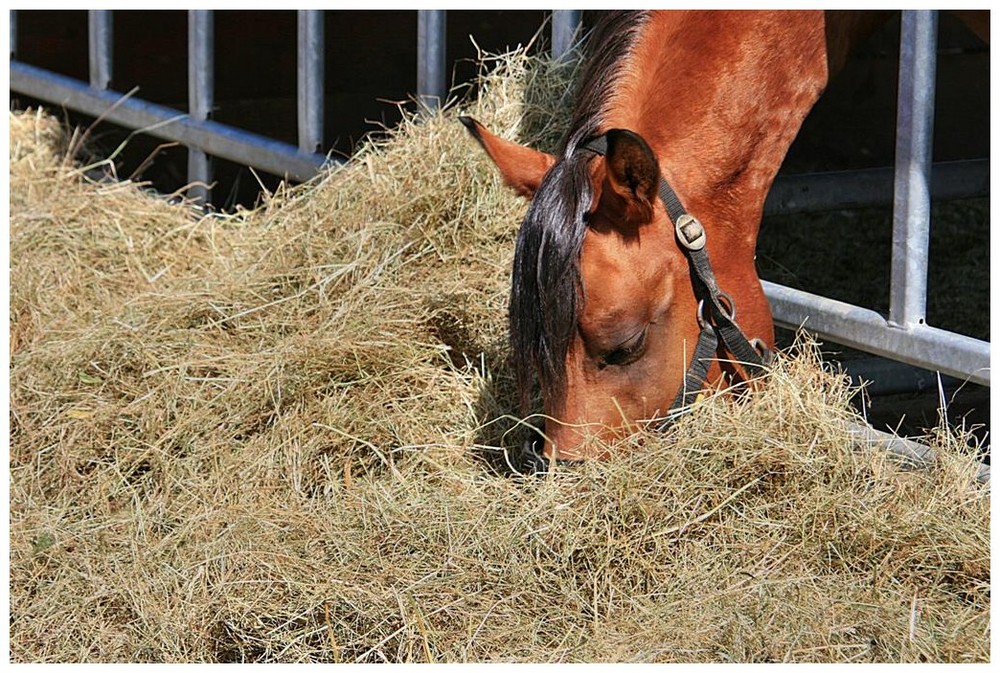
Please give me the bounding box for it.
[513,133,771,475]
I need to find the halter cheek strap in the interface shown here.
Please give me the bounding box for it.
[581,134,772,425]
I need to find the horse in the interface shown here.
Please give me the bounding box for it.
[461,10,986,470]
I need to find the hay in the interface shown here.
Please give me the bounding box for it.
[8,49,989,663]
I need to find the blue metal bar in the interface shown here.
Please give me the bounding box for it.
[551,10,582,58]
[889,10,938,329]
[417,10,446,109]
[188,10,214,206]
[297,10,325,155]
[10,61,330,182]
[88,10,113,90]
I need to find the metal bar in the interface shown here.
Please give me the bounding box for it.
[551,10,583,58]
[88,10,113,90]
[764,159,988,216]
[297,10,325,155]
[416,10,446,109]
[188,10,214,206]
[11,61,330,182]
[763,279,989,386]
[844,420,989,484]
[10,10,18,58]
[889,10,938,329]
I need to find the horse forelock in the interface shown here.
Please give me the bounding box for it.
[508,11,650,414]
[509,155,593,414]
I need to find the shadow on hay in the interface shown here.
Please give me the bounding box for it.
[425,43,658,476]
[431,47,582,478]
[425,295,539,478]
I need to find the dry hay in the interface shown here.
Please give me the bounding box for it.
[8,50,989,663]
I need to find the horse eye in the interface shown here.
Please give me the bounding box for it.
[602,328,647,367]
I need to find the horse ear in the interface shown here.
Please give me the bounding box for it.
[460,116,556,199]
[600,129,661,226]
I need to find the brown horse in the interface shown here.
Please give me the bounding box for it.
[461,10,980,469]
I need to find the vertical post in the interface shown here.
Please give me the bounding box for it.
[889,10,938,329]
[297,10,324,155]
[417,10,446,110]
[188,10,214,207]
[10,10,18,58]
[88,10,113,90]
[551,10,583,59]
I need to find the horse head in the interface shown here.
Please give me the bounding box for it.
[461,10,897,467]
[464,117,734,463]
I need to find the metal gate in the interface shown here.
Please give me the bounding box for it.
[8,9,989,388]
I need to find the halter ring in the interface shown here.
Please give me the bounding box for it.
[715,290,736,321]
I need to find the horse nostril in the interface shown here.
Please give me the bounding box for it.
[515,423,548,475]
[525,423,545,453]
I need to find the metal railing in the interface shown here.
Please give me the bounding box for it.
[763,11,988,388]
[8,10,584,197]
[7,9,989,387]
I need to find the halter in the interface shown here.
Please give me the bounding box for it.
[513,133,771,475]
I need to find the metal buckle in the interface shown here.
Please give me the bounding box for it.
[675,213,706,251]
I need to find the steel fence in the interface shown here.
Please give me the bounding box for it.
[8,9,990,387]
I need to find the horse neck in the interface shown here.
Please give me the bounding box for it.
[603,10,835,257]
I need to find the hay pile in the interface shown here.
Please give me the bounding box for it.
[8,51,989,663]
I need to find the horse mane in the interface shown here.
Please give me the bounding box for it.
[509,10,650,414]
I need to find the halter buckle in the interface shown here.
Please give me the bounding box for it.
[675,214,706,251]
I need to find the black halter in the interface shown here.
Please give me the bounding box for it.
[584,134,770,415]
[512,134,771,475]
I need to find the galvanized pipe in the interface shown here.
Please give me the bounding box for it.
[551,10,583,58]
[11,61,330,182]
[10,10,18,57]
[889,10,938,329]
[6,10,991,416]
[417,10,447,109]
[297,10,324,155]
[844,420,989,484]
[88,10,113,90]
[764,279,989,387]
[188,10,214,206]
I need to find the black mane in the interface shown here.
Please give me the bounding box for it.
[509,11,650,414]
